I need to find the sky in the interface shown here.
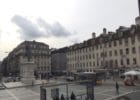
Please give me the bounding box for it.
[0,0,139,61]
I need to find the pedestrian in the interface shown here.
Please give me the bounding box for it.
[115,81,119,94]
[61,94,65,100]
[70,92,76,100]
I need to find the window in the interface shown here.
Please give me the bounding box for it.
[89,54,91,59]
[121,59,123,65]
[119,39,122,45]
[83,55,85,60]
[80,56,82,60]
[104,52,107,57]
[114,41,117,46]
[97,61,99,66]
[105,61,108,66]
[86,48,87,52]
[89,47,91,52]
[131,37,135,45]
[87,62,88,67]
[101,52,104,57]
[126,48,129,55]
[115,59,118,66]
[114,50,117,56]
[109,51,112,57]
[89,62,92,66]
[132,47,136,54]
[109,42,111,47]
[101,61,103,66]
[93,62,95,66]
[86,55,88,59]
[125,38,128,46]
[96,45,98,50]
[137,35,140,42]
[120,49,123,55]
[104,43,107,48]
[133,58,137,64]
[100,45,102,49]
[93,54,95,59]
[83,63,85,67]
[126,58,130,65]
[96,53,98,58]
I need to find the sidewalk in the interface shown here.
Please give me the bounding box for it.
[2,79,48,89]
[103,79,140,87]
[104,79,124,86]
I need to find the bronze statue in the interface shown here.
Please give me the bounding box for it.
[25,44,31,61]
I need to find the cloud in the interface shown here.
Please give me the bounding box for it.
[37,18,71,37]
[11,15,71,40]
[12,15,44,40]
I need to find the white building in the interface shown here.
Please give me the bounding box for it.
[67,24,140,74]
[4,40,51,79]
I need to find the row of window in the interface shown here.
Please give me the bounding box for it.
[37,66,50,71]
[68,57,137,69]
[68,47,136,61]
[67,36,140,55]
[68,45,136,57]
[24,44,48,49]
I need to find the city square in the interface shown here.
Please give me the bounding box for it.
[0,79,140,100]
[0,0,140,100]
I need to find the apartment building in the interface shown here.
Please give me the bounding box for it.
[2,41,51,78]
[66,25,140,74]
[51,47,67,75]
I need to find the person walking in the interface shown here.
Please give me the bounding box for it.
[61,94,65,100]
[115,81,119,94]
[70,92,76,100]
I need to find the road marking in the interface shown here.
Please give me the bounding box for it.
[96,89,114,94]
[104,90,140,100]
[6,89,19,100]
[95,93,112,97]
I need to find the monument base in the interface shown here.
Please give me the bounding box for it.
[20,61,36,85]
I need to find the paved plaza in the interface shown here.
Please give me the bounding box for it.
[0,79,140,100]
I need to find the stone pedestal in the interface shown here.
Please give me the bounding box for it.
[20,61,36,85]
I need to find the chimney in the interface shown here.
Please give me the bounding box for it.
[92,32,96,39]
[103,28,107,34]
[135,16,140,25]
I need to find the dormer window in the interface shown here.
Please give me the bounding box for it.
[125,38,128,46]
[118,32,123,38]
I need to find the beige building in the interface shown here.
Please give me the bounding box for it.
[4,40,51,79]
[67,25,140,74]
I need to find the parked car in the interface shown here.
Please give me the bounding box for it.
[66,76,74,81]
[124,77,135,86]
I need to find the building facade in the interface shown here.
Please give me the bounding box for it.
[2,41,51,79]
[51,47,67,75]
[66,25,140,74]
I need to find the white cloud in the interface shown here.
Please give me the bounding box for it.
[12,15,72,40]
